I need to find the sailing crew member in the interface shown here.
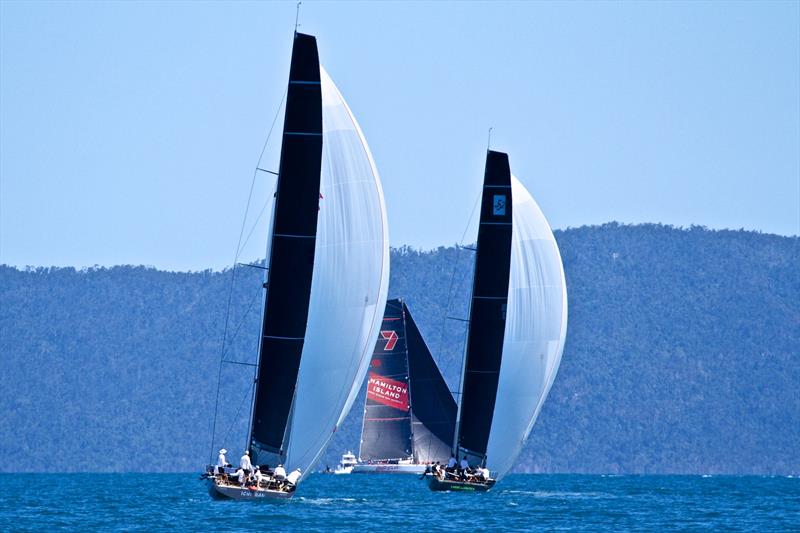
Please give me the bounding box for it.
[217,448,228,474]
[274,464,287,481]
[459,457,469,470]
[253,467,263,486]
[286,469,301,486]
[240,450,253,474]
[235,468,246,486]
[447,454,457,470]
[478,466,490,481]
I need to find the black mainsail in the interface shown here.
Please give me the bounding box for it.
[360,299,413,461]
[359,299,457,465]
[250,32,323,463]
[454,150,513,467]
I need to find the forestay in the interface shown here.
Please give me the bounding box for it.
[284,65,390,478]
[484,175,567,480]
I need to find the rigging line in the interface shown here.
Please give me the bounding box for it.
[255,88,287,177]
[223,360,259,367]
[220,383,256,452]
[238,197,272,260]
[220,290,262,361]
[246,361,259,453]
[434,187,482,382]
[209,87,287,462]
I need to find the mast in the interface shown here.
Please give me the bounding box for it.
[248,32,323,465]
[401,301,415,462]
[454,150,513,467]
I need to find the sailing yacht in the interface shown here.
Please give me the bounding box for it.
[205,31,390,500]
[353,299,457,474]
[426,150,567,491]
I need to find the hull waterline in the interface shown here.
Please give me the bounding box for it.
[206,478,294,500]
[425,474,495,492]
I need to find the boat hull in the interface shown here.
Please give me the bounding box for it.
[426,474,495,492]
[351,463,427,475]
[206,478,294,500]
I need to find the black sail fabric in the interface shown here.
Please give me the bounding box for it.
[456,150,513,465]
[250,33,323,458]
[405,304,457,464]
[359,299,413,462]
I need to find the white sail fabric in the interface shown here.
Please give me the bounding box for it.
[284,66,390,479]
[485,175,568,480]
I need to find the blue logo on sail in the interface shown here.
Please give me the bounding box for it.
[493,195,507,216]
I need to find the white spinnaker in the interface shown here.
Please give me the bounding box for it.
[284,66,390,479]
[485,175,567,480]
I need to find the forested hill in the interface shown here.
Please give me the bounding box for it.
[1,224,798,474]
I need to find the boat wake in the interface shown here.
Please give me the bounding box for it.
[503,490,615,500]
[297,497,366,506]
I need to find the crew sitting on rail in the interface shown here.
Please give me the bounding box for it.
[286,469,301,486]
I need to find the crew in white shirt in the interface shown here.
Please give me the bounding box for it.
[235,468,246,485]
[240,450,253,473]
[216,448,228,474]
[274,464,287,481]
[286,469,301,486]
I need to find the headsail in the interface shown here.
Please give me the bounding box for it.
[405,304,457,464]
[485,174,567,480]
[282,64,390,478]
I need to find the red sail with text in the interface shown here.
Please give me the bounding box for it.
[367,372,409,411]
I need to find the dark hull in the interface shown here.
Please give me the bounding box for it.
[426,474,495,492]
[206,478,294,500]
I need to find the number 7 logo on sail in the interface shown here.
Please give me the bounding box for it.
[380,331,398,351]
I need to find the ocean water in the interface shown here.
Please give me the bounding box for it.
[1,474,797,532]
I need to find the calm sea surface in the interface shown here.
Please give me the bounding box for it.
[1,474,797,532]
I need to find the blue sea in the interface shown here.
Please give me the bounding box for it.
[1,474,797,531]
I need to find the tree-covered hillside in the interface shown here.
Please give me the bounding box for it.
[1,224,797,474]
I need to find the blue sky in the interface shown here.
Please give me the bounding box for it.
[1,1,798,271]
